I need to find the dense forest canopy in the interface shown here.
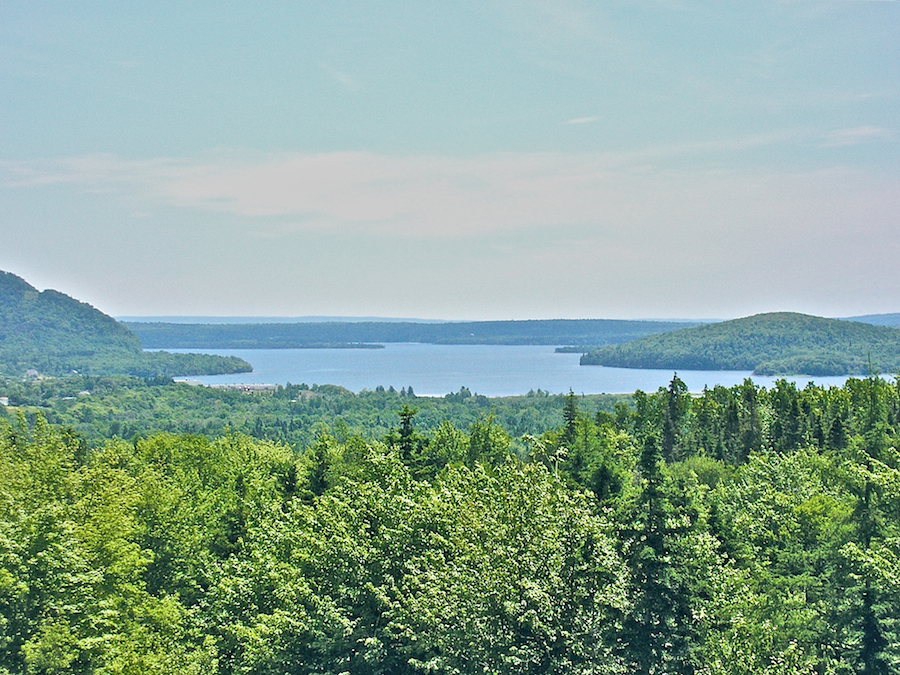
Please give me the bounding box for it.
[0,271,251,378]
[5,269,900,672]
[2,371,900,673]
[582,311,900,376]
[0,375,629,448]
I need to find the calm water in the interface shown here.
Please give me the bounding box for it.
[168,344,852,397]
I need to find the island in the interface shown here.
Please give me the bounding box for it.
[580,311,900,376]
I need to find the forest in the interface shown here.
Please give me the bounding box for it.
[0,271,251,378]
[2,373,899,674]
[124,318,697,350]
[0,376,627,449]
[581,312,900,377]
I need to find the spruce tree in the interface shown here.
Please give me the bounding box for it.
[622,432,694,674]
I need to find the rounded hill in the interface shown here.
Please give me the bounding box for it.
[580,312,900,376]
[0,270,251,377]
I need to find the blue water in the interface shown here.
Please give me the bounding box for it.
[167,344,852,397]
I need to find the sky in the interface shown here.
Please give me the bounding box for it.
[1,1,898,321]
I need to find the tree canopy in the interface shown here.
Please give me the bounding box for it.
[3,373,900,673]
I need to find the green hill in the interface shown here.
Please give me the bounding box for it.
[580,312,900,376]
[0,271,251,378]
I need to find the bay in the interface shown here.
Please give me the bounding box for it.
[167,344,852,397]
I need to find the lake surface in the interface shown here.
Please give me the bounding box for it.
[168,344,852,397]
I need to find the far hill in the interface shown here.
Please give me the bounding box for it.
[580,312,900,376]
[845,313,900,328]
[124,318,700,350]
[0,271,251,378]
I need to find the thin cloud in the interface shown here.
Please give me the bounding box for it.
[2,141,897,248]
[320,63,357,90]
[3,150,898,321]
[821,126,893,147]
[0,154,184,188]
[564,117,598,124]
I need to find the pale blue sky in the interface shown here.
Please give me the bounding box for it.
[1,1,897,319]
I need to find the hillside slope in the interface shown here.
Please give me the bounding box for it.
[580,312,900,376]
[0,271,251,377]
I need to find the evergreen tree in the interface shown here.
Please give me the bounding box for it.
[738,379,762,462]
[661,374,689,463]
[563,389,579,447]
[392,404,421,464]
[842,375,894,674]
[622,432,694,674]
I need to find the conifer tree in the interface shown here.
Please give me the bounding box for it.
[661,374,689,463]
[622,432,694,674]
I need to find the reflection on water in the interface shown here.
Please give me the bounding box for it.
[165,344,852,397]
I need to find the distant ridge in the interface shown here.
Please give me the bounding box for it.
[124,318,701,350]
[0,271,252,378]
[844,313,900,328]
[581,312,900,376]
[118,316,450,324]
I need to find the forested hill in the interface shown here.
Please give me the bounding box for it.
[581,311,900,376]
[0,270,251,377]
[124,318,699,349]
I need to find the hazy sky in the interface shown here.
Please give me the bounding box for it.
[1,1,897,320]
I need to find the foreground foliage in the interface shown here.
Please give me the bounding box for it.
[2,374,900,673]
